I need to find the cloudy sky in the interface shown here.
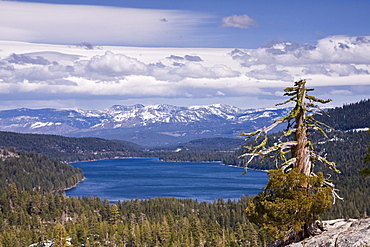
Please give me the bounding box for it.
[0,0,369,110]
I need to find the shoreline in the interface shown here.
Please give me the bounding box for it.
[68,156,151,164]
[69,156,268,172]
[57,177,86,192]
[66,157,267,194]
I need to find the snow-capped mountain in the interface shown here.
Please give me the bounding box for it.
[0,104,290,146]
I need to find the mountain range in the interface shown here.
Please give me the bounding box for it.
[0,104,291,146]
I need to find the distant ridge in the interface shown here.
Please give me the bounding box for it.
[0,131,146,162]
[1,99,367,147]
[0,104,291,146]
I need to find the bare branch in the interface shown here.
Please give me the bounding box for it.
[310,152,340,173]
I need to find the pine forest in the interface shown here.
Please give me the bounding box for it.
[0,98,369,246]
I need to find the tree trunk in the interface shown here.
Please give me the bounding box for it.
[292,90,311,176]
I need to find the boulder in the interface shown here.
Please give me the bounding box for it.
[287,218,370,247]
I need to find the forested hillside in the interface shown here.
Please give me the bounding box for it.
[160,99,370,219]
[237,129,370,219]
[0,190,272,246]
[0,147,271,246]
[0,131,148,162]
[315,99,370,130]
[153,137,245,152]
[0,99,368,246]
[0,148,84,192]
[319,131,370,219]
[236,99,370,219]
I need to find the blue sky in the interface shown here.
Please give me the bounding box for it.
[0,0,369,110]
[3,0,370,48]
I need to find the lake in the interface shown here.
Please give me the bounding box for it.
[66,158,268,202]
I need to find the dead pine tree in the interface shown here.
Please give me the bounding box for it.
[241,80,341,245]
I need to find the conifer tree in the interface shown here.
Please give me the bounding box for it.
[360,129,370,178]
[109,203,121,224]
[241,80,339,177]
[241,80,341,242]
[54,223,70,247]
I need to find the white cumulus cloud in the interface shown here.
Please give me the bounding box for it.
[166,63,240,80]
[221,14,257,29]
[82,51,240,82]
[87,51,150,77]
[0,36,369,109]
[231,36,370,67]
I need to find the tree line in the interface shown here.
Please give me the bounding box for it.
[0,97,368,246]
[0,147,271,246]
[0,132,151,162]
[0,186,273,246]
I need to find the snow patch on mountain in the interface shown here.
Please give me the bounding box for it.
[0,103,292,145]
[346,127,369,132]
[0,104,290,128]
[30,122,62,129]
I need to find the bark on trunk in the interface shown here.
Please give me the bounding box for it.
[292,90,311,176]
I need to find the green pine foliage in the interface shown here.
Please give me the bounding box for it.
[236,101,370,220]
[317,130,370,219]
[242,80,337,242]
[246,169,333,240]
[0,95,368,246]
[0,131,149,162]
[153,137,245,152]
[0,189,273,246]
[314,99,370,131]
[0,148,84,192]
[158,150,231,163]
[0,147,273,246]
[360,129,370,178]
[236,129,370,220]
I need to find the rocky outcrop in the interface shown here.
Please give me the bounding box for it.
[287,218,370,247]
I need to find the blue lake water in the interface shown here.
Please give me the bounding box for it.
[66,158,268,202]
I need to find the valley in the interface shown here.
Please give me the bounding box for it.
[0,99,368,246]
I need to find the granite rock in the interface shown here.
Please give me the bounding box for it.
[287,218,370,247]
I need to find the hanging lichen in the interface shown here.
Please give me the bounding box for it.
[242,80,342,243]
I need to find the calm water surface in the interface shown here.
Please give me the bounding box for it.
[66,158,268,202]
